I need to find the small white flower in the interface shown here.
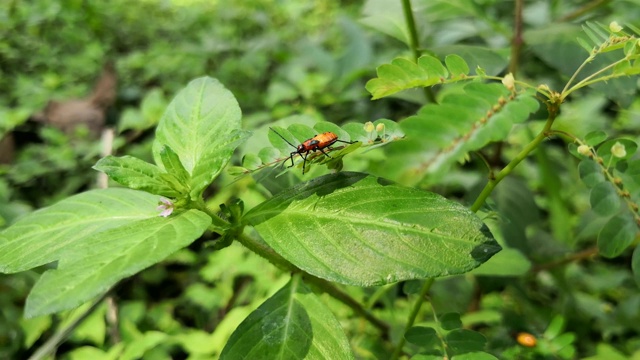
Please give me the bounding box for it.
[611,141,626,158]
[577,144,591,156]
[502,73,515,90]
[157,197,174,217]
[609,21,623,33]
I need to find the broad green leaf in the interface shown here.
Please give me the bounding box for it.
[578,159,605,188]
[152,77,250,198]
[632,246,640,288]
[446,329,486,354]
[366,55,460,99]
[0,189,160,273]
[589,182,621,216]
[598,212,637,258]
[405,326,438,347]
[93,156,180,197]
[244,172,500,286]
[220,276,354,359]
[25,209,210,317]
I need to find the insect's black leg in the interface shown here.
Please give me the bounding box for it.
[318,147,332,158]
[287,151,296,168]
[335,139,356,144]
[302,151,310,174]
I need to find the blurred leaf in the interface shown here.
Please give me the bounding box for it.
[584,131,608,146]
[244,172,500,286]
[19,315,52,348]
[24,209,210,317]
[441,312,462,330]
[405,326,438,347]
[633,246,640,288]
[470,246,531,276]
[152,77,251,199]
[589,182,621,216]
[446,329,486,354]
[598,211,637,258]
[221,276,354,359]
[579,159,605,188]
[120,331,168,360]
[544,315,565,339]
[451,352,499,360]
[93,156,181,197]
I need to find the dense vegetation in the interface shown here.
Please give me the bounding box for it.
[1,0,640,359]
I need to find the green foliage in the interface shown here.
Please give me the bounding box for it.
[1,1,640,359]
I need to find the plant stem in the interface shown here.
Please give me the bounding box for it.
[532,246,599,272]
[401,0,436,103]
[235,233,390,336]
[390,278,434,360]
[28,291,110,360]
[470,114,556,212]
[508,0,524,76]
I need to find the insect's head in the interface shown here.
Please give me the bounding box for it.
[296,144,305,152]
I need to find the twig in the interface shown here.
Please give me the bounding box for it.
[390,278,434,360]
[532,246,599,272]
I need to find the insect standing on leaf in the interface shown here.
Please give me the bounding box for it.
[269,127,357,174]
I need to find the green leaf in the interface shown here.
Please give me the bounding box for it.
[366,55,458,99]
[543,315,565,339]
[632,245,640,288]
[244,172,500,286]
[93,156,181,197]
[445,54,470,78]
[469,247,531,276]
[432,45,508,76]
[158,145,190,186]
[405,326,438,348]
[445,329,486,354]
[598,212,637,258]
[152,77,250,199]
[578,159,605,188]
[584,130,608,146]
[441,313,462,330]
[451,352,499,360]
[25,209,210,317]
[220,276,354,359]
[0,189,160,273]
[597,138,638,164]
[589,182,621,216]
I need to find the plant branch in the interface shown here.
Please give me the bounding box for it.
[532,246,599,272]
[508,0,524,76]
[28,291,111,360]
[470,114,556,212]
[235,233,390,336]
[390,278,434,360]
[558,0,612,22]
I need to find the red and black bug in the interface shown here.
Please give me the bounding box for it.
[269,127,356,174]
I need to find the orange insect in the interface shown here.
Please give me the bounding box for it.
[269,127,356,174]
[516,332,537,347]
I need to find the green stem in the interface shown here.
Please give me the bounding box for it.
[235,233,390,336]
[194,199,229,231]
[390,278,434,360]
[401,0,436,103]
[470,115,556,212]
[28,291,110,360]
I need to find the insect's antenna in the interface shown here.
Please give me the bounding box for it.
[269,127,297,148]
